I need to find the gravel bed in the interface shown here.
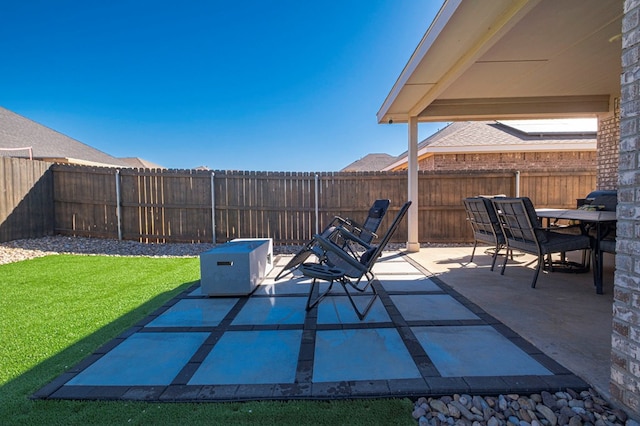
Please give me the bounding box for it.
[412,389,638,426]
[0,235,462,265]
[0,236,297,265]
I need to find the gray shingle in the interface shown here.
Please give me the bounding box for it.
[341,153,398,171]
[390,120,596,165]
[0,107,131,167]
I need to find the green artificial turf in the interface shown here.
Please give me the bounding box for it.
[0,254,414,425]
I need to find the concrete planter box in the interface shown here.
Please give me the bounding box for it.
[199,238,273,296]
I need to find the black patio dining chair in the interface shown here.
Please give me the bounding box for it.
[299,201,411,320]
[274,199,390,281]
[583,192,617,235]
[574,191,617,271]
[592,237,616,291]
[463,196,506,271]
[491,197,592,288]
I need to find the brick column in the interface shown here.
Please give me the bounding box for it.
[597,105,620,190]
[611,0,640,413]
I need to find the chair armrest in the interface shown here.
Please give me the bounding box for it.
[312,234,368,272]
[327,215,350,228]
[339,218,380,239]
[356,227,378,240]
[328,226,374,249]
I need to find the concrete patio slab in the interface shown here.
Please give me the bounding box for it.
[378,274,442,292]
[316,295,390,324]
[313,328,421,382]
[232,297,307,325]
[189,330,303,385]
[67,332,210,386]
[412,325,552,377]
[145,298,238,328]
[391,294,480,321]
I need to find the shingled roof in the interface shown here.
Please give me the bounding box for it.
[119,157,165,169]
[383,120,597,171]
[341,153,398,172]
[0,107,131,167]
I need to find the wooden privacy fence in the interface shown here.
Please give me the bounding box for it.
[1,158,597,244]
[0,157,54,242]
[51,167,410,244]
[49,164,596,245]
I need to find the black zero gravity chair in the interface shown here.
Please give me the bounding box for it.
[299,201,411,320]
[274,199,390,281]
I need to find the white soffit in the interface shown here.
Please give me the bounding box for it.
[378,0,623,123]
[498,118,598,134]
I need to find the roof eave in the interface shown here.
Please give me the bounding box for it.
[377,0,547,124]
[427,143,597,154]
[382,141,596,171]
[376,0,463,124]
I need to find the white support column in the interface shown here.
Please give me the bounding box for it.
[406,116,420,252]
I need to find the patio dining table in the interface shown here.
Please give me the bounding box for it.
[535,208,616,294]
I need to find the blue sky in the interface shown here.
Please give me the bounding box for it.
[0,1,446,171]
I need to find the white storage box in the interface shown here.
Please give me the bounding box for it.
[199,239,272,296]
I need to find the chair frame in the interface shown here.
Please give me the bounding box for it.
[300,201,411,320]
[492,197,591,288]
[463,197,505,271]
[274,199,390,281]
[592,232,616,293]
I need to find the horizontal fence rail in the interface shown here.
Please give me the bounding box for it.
[1,158,596,245]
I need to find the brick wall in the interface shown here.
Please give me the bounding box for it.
[598,106,621,190]
[611,0,640,413]
[418,151,596,172]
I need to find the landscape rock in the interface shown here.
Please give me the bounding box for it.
[412,388,633,426]
[541,391,558,410]
[431,399,450,416]
[536,404,558,426]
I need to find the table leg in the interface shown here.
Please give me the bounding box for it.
[594,223,604,294]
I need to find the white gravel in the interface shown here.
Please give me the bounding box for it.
[0,235,466,266]
[0,236,265,265]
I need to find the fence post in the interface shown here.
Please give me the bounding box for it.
[515,170,521,197]
[315,174,319,235]
[115,169,122,240]
[211,171,216,244]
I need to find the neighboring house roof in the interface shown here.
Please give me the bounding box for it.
[341,153,398,172]
[0,106,131,167]
[383,120,597,171]
[120,157,165,169]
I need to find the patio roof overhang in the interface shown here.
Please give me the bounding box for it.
[377,0,623,124]
[380,0,623,252]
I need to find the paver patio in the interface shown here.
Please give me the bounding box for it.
[34,251,588,402]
